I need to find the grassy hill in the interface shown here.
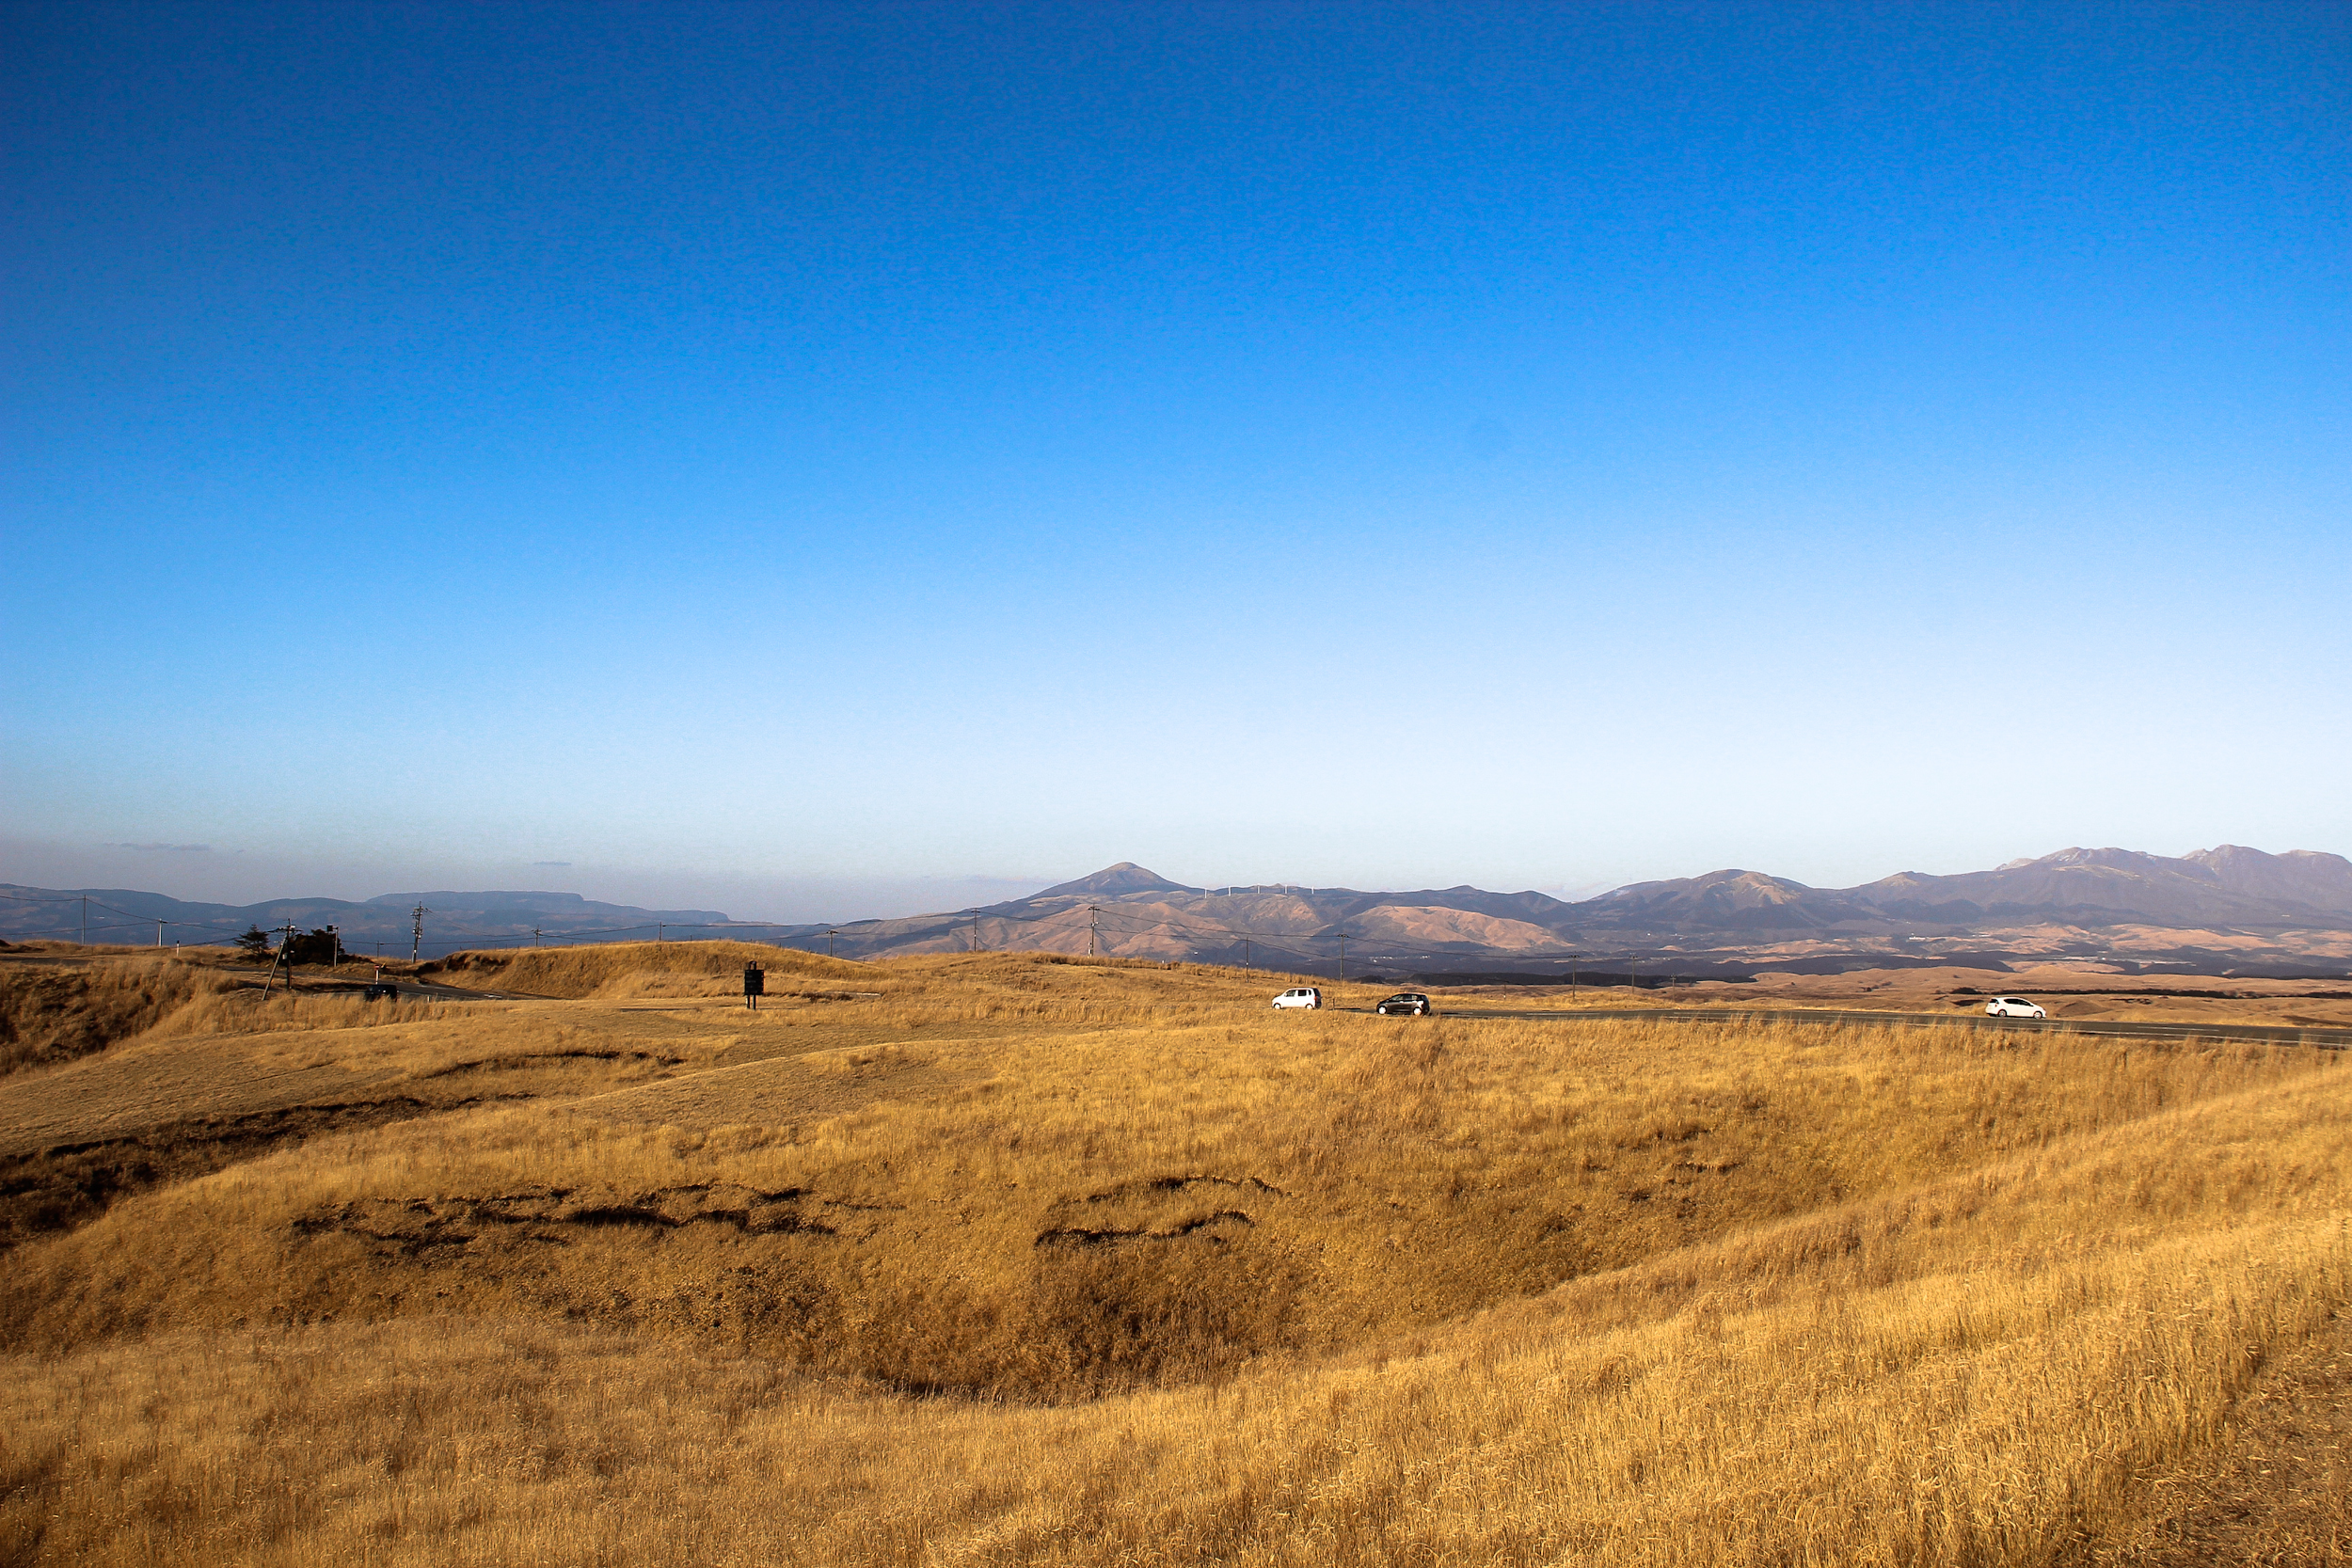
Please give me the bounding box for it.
[1,942,2346,1564]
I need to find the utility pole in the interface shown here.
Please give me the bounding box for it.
[657,923,664,944]
[1088,905,1099,958]
[156,919,165,948]
[533,927,543,948]
[825,928,838,958]
[274,920,299,992]
[1243,935,1251,969]
[81,895,88,947]
[1337,930,1349,985]
[410,904,429,963]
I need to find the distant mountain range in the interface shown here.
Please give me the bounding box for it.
[9,845,2350,976]
[1575,845,2352,933]
[778,847,2352,977]
[0,886,732,958]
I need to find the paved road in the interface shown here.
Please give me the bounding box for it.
[1410,1006,2352,1051]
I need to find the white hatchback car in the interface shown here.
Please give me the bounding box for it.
[1271,987,1323,1010]
[1983,995,2047,1020]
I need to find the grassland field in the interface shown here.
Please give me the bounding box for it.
[0,939,2346,1566]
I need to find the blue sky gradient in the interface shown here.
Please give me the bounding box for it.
[5,2,2346,919]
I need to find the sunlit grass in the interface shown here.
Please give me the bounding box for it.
[2,944,2345,1564]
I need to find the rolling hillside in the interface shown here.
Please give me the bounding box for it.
[2,941,2346,1564]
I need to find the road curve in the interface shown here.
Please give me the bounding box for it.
[1419,1006,2352,1051]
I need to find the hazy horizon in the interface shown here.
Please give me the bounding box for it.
[6,838,2344,929]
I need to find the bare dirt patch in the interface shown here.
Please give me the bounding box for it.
[0,1099,447,1249]
[1037,1173,1291,1247]
[294,1182,836,1254]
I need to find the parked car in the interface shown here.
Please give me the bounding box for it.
[1984,995,2047,1020]
[1375,992,1436,1017]
[1271,987,1323,1010]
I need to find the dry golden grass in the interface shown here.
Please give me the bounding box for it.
[423,939,885,999]
[0,955,230,1075]
[0,951,483,1083]
[2,944,2346,1565]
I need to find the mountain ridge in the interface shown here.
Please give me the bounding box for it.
[771,845,2352,974]
[8,843,2348,973]
[0,884,731,957]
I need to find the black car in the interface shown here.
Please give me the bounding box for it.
[1375,992,1435,1016]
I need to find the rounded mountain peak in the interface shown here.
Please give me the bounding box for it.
[1034,863,1190,898]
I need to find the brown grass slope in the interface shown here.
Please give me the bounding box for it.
[0,952,1344,1262]
[0,944,2346,1566]
[421,939,884,999]
[0,946,478,1085]
[0,956,230,1076]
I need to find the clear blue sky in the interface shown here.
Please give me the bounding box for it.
[5,2,2346,920]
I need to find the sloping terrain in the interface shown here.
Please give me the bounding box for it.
[0,942,2347,1565]
[1338,904,1560,949]
[1851,845,2352,924]
[17,843,2352,977]
[1568,867,1870,931]
[0,955,228,1075]
[813,846,2352,973]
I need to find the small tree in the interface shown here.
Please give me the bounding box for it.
[234,925,273,963]
[284,927,341,966]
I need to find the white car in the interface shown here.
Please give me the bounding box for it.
[1984,995,2047,1020]
[1271,987,1323,1010]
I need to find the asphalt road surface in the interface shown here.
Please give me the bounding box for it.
[1396,1006,2352,1051]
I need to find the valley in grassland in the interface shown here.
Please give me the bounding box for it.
[1,940,2346,1566]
